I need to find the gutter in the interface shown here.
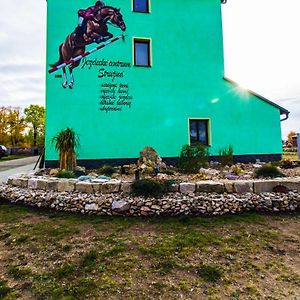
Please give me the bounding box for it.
[280,111,290,122]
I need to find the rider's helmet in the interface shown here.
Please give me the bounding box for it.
[95,1,105,7]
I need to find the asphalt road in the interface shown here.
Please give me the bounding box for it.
[0,156,39,184]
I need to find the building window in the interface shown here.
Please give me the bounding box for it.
[189,119,209,146]
[133,0,149,13]
[133,39,151,67]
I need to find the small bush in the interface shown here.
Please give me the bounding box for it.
[254,164,285,178]
[56,169,75,178]
[97,165,116,177]
[219,145,234,166]
[132,179,166,198]
[178,143,209,173]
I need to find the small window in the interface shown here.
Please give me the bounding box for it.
[134,39,151,67]
[133,0,149,13]
[189,119,209,146]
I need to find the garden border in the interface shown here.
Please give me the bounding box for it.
[0,176,299,217]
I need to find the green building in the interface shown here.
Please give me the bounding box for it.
[45,0,289,167]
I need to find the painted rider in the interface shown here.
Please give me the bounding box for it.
[77,1,105,27]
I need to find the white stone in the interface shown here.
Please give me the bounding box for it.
[12,178,28,188]
[101,181,120,194]
[76,182,94,193]
[196,181,225,193]
[120,182,132,193]
[234,181,253,194]
[180,183,196,194]
[111,199,130,212]
[85,203,99,211]
[57,180,75,192]
[28,178,39,189]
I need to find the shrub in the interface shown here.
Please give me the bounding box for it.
[97,165,116,177]
[254,164,285,178]
[56,169,75,178]
[219,145,233,166]
[178,143,209,173]
[132,179,166,198]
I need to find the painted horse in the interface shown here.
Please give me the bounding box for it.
[50,6,126,89]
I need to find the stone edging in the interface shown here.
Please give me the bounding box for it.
[0,176,299,217]
[6,176,300,194]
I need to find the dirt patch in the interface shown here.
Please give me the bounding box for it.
[0,204,299,299]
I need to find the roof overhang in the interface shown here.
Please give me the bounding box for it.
[223,77,290,120]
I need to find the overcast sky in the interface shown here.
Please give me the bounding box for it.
[0,0,299,139]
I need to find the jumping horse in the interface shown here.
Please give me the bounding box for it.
[50,6,126,89]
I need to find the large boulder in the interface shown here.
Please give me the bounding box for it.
[137,146,166,173]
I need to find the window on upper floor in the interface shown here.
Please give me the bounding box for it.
[133,0,150,13]
[133,39,151,67]
[189,119,210,146]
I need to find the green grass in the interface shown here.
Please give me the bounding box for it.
[80,250,98,271]
[0,280,12,298]
[0,203,299,299]
[7,265,32,279]
[197,265,222,282]
[0,155,31,162]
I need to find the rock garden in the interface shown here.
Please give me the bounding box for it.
[1,143,300,217]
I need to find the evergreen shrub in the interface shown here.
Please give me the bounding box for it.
[132,179,166,198]
[97,165,116,177]
[178,143,209,173]
[254,164,285,178]
[56,169,75,178]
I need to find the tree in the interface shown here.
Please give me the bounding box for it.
[287,131,297,147]
[24,105,45,147]
[52,128,79,171]
[0,107,9,145]
[6,107,26,147]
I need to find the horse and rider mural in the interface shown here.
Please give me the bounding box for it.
[49,1,126,89]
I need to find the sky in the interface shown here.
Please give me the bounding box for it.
[0,0,299,140]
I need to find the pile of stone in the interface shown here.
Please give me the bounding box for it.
[0,184,299,217]
[0,174,299,217]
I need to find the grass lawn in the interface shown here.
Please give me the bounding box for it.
[0,155,31,162]
[0,203,299,299]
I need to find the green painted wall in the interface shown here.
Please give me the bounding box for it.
[45,0,282,161]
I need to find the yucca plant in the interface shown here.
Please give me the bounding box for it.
[52,128,79,171]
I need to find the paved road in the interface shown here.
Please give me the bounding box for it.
[0,156,39,184]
